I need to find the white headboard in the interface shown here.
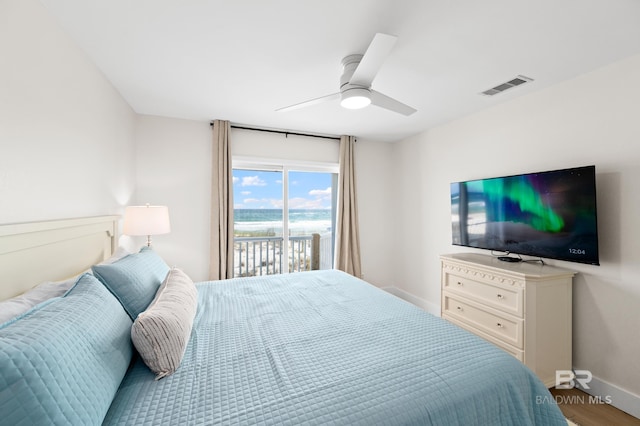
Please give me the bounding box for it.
[0,215,119,301]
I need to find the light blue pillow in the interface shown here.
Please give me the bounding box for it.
[0,273,133,425]
[92,246,170,320]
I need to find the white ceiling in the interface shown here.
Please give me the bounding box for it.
[39,0,640,142]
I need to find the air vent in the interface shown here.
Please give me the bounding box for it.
[481,75,533,96]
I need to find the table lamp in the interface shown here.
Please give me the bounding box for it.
[123,204,171,247]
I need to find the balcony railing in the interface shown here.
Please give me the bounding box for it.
[233,233,332,278]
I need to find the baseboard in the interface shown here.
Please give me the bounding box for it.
[576,373,640,419]
[382,286,440,316]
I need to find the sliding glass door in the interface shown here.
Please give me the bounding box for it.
[232,162,337,277]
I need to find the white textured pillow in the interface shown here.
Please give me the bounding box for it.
[0,277,77,324]
[131,268,198,380]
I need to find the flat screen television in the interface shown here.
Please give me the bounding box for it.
[450,165,599,265]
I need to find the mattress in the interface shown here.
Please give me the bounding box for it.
[104,270,566,425]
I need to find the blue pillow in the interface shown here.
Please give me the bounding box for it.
[92,246,170,320]
[0,273,133,425]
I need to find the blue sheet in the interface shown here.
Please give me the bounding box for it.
[104,270,566,425]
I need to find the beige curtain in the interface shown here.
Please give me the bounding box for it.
[209,120,234,280]
[335,135,362,277]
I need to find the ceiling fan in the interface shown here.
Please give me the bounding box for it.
[277,33,417,116]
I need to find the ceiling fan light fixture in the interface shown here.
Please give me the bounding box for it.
[277,33,415,115]
[340,87,371,109]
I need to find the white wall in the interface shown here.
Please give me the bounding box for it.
[0,0,136,224]
[134,116,212,280]
[354,140,396,287]
[391,54,640,410]
[232,128,339,164]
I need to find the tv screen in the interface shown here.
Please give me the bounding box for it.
[451,165,599,265]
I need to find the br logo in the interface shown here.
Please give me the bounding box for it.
[555,370,593,389]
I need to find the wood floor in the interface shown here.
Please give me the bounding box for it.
[550,388,640,426]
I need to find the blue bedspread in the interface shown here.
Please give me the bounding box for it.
[104,270,565,425]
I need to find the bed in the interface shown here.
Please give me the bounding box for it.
[0,216,567,425]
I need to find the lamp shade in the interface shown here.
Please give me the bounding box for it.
[123,205,171,236]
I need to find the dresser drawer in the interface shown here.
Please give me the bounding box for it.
[444,314,524,362]
[443,272,523,317]
[443,293,523,349]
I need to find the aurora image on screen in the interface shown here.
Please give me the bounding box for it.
[451,166,599,265]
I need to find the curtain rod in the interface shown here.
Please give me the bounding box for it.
[210,122,340,141]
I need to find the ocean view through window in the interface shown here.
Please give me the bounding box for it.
[232,165,337,277]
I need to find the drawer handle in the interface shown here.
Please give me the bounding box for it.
[496,322,504,328]
[456,306,463,311]
[496,293,504,299]
[457,281,463,286]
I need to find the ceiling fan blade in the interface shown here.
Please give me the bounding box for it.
[276,92,340,112]
[349,33,398,87]
[370,90,417,116]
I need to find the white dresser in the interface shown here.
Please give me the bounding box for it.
[440,253,575,387]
